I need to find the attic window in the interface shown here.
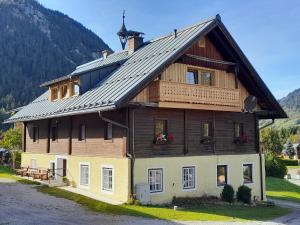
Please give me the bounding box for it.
[61,84,68,98]
[199,37,206,48]
[73,81,80,96]
[51,87,58,101]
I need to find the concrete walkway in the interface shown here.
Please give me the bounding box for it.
[0,178,299,225]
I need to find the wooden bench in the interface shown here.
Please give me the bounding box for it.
[15,166,29,177]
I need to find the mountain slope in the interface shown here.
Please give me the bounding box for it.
[0,0,111,110]
[276,88,300,128]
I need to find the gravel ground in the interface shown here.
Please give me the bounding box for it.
[0,178,299,225]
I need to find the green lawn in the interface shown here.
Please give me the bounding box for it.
[0,165,291,221]
[266,177,300,204]
[37,186,290,221]
[287,166,300,169]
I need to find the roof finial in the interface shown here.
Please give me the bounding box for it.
[117,10,128,50]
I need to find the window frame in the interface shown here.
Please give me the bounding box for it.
[186,69,198,85]
[60,84,68,99]
[182,166,196,190]
[148,168,164,193]
[31,158,37,169]
[79,163,90,188]
[78,124,86,141]
[73,81,80,96]
[101,166,114,193]
[51,86,59,101]
[32,126,39,143]
[234,122,244,138]
[243,163,254,184]
[154,119,168,144]
[200,71,213,86]
[51,125,58,142]
[202,121,213,138]
[217,165,228,187]
[104,122,113,140]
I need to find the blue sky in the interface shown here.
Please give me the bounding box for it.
[38,0,300,99]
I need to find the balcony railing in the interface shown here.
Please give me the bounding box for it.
[149,80,240,108]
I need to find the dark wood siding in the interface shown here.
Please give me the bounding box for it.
[26,120,48,154]
[133,108,256,157]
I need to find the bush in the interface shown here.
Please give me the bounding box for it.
[237,185,252,204]
[278,158,299,166]
[172,195,218,206]
[265,156,287,178]
[220,184,234,203]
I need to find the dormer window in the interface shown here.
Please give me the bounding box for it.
[61,84,68,99]
[200,71,213,86]
[73,81,80,96]
[51,87,58,101]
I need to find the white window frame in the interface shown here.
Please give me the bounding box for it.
[216,164,229,188]
[31,158,37,169]
[242,162,254,184]
[101,165,114,194]
[182,166,196,191]
[148,168,163,193]
[79,162,90,189]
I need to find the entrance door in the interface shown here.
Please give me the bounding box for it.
[56,157,67,183]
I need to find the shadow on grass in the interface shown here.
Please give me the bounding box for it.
[36,186,291,222]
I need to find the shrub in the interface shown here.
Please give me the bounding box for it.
[278,158,299,166]
[220,184,234,203]
[237,185,252,204]
[265,155,287,178]
[172,195,218,206]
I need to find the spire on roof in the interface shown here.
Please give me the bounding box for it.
[117,10,128,50]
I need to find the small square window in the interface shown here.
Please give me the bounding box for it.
[182,167,195,190]
[200,71,213,86]
[78,124,86,141]
[243,164,253,183]
[80,164,89,186]
[202,122,213,138]
[234,123,244,138]
[148,168,163,193]
[51,126,58,141]
[102,167,113,192]
[186,70,198,84]
[217,165,228,186]
[104,122,113,140]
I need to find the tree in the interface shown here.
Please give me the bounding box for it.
[0,128,22,150]
[260,128,283,156]
[284,141,295,159]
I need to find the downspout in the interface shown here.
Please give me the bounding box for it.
[23,122,27,153]
[258,118,275,201]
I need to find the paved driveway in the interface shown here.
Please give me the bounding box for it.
[0,178,299,225]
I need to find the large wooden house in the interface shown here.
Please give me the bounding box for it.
[6,15,286,204]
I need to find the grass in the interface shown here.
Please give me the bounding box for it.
[0,164,40,185]
[0,164,291,221]
[266,177,300,204]
[287,166,300,169]
[37,186,290,221]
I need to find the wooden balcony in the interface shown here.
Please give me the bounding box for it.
[149,80,241,109]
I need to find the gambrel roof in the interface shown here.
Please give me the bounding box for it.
[5,15,286,123]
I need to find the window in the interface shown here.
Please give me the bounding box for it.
[155,120,167,138]
[80,164,89,186]
[73,81,80,96]
[148,169,163,193]
[51,87,58,100]
[61,84,68,98]
[217,165,228,186]
[243,164,253,183]
[234,123,244,138]
[31,159,36,169]
[199,37,206,48]
[200,71,213,86]
[186,70,198,84]
[202,122,213,137]
[32,127,39,142]
[51,126,58,141]
[102,167,113,192]
[182,166,195,190]
[104,122,113,140]
[78,124,86,141]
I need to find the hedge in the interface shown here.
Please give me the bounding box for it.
[278,158,299,166]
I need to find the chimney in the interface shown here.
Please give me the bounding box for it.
[127,31,144,53]
[102,50,112,59]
